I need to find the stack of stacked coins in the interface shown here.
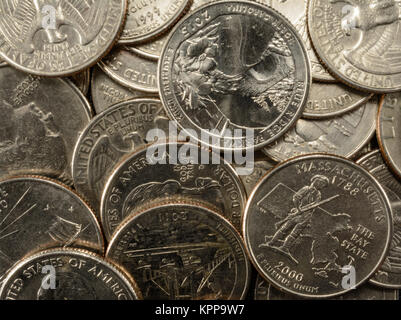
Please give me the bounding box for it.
[0,0,399,301]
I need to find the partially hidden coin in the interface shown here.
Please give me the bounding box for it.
[0,66,92,185]
[262,0,335,82]
[101,141,247,239]
[0,0,127,77]
[70,69,91,96]
[0,177,104,283]
[91,66,158,114]
[254,275,399,300]
[303,82,373,119]
[263,99,377,162]
[119,0,191,45]
[159,1,311,151]
[308,0,401,93]
[72,98,170,213]
[243,154,392,298]
[0,248,141,300]
[357,150,401,288]
[378,92,401,179]
[106,200,250,300]
[234,160,274,196]
[99,47,158,93]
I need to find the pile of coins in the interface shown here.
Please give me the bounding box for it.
[0,0,400,300]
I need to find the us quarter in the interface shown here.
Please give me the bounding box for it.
[91,66,158,114]
[254,275,399,300]
[261,0,335,82]
[357,150,401,288]
[303,82,373,119]
[0,66,92,185]
[0,177,104,283]
[0,248,141,300]
[118,0,191,44]
[243,154,392,298]
[106,200,250,300]
[70,69,91,96]
[263,99,378,162]
[308,0,401,93]
[101,141,247,239]
[72,98,170,213]
[378,93,401,179]
[0,0,127,77]
[159,1,311,151]
[99,47,158,93]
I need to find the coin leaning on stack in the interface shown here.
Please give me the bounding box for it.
[0,0,399,301]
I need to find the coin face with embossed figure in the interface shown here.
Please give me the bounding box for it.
[264,100,377,162]
[0,0,127,77]
[0,66,92,185]
[308,0,401,93]
[119,0,191,44]
[72,98,170,213]
[159,1,311,151]
[357,150,401,288]
[0,177,104,284]
[106,200,250,300]
[378,93,401,179]
[0,248,141,300]
[101,141,246,239]
[244,154,392,298]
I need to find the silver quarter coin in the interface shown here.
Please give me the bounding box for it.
[158,0,311,151]
[106,200,250,300]
[243,154,392,298]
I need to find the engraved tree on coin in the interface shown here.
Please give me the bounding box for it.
[331,0,401,74]
[173,15,296,128]
[0,0,107,52]
[258,175,352,280]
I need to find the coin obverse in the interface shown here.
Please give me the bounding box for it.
[101,141,246,239]
[100,47,158,93]
[119,0,191,44]
[0,66,92,185]
[254,275,399,300]
[0,0,127,77]
[263,100,377,162]
[0,248,141,300]
[0,177,104,282]
[106,201,251,300]
[159,0,311,151]
[308,0,401,93]
[243,154,392,298]
[357,150,401,288]
[378,92,401,179]
[72,98,170,212]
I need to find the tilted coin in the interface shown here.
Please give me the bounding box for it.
[262,0,335,82]
[0,177,104,283]
[303,82,373,119]
[106,201,250,300]
[91,66,158,114]
[70,69,91,96]
[0,0,127,77]
[243,154,392,298]
[119,0,191,44]
[0,248,141,300]
[263,99,377,162]
[100,47,158,93]
[308,0,401,93]
[254,275,399,300]
[101,141,246,239]
[0,66,92,185]
[378,92,401,179]
[159,1,311,151]
[72,98,170,213]
[357,150,401,288]
[234,160,274,196]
